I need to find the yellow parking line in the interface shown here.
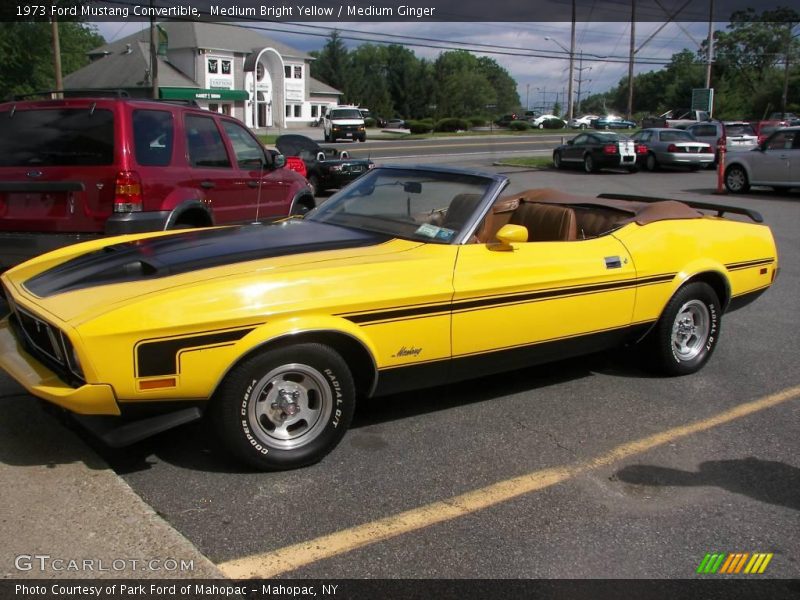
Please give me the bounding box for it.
[218,384,800,579]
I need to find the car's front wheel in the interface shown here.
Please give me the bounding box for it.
[214,343,355,470]
[725,165,750,193]
[538,123,545,129]
[646,282,721,376]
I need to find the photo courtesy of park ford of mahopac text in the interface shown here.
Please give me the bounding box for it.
[1,0,800,597]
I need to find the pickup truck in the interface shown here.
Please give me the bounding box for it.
[641,108,710,130]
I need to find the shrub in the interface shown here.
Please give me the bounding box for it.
[468,116,487,127]
[407,120,434,134]
[508,120,530,131]
[434,117,470,132]
[363,117,376,128]
[542,118,566,129]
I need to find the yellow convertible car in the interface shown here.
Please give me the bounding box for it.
[0,166,778,470]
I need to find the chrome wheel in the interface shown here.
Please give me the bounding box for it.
[670,300,710,362]
[248,363,332,450]
[584,154,595,173]
[725,166,749,193]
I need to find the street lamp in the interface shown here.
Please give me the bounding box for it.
[544,36,574,124]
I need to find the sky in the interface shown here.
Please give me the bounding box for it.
[94,19,718,114]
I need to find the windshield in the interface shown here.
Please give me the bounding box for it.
[306,168,493,244]
[330,109,363,119]
[726,124,756,136]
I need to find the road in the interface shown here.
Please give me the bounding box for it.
[2,139,799,583]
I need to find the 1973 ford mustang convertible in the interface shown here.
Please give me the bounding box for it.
[0,166,778,470]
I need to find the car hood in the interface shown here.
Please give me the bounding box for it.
[276,134,320,157]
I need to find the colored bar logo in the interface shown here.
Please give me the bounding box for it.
[697,552,773,574]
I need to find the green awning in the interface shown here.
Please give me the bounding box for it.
[160,87,249,101]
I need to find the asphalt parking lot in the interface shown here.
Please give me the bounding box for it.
[1,164,799,583]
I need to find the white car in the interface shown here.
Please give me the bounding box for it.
[569,114,599,129]
[724,127,800,193]
[529,114,566,129]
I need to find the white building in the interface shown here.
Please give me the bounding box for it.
[64,21,343,129]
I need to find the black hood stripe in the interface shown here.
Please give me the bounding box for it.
[24,221,390,297]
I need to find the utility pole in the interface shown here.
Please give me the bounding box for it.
[150,4,159,99]
[50,18,63,98]
[626,0,636,120]
[781,20,794,119]
[526,84,530,111]
[567,0,576,123]
[574,52,592,115]
[705,0,714,88]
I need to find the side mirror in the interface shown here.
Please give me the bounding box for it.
[494,224,528,249]
[273,154,286,169]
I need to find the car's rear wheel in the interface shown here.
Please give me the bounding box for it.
[214,343,355,470]
[646,282,720,376]
[583,154,595,173]
[553,151,563,169]
[725,165,750,193]
[645,153,659,172]
[307,175,320,196]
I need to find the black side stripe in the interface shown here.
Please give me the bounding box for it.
[135,327,257,377]
[341,273,676,325]
[725,258,774,271]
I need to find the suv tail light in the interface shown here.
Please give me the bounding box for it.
[113,171,143,212]
[603,143,618,154]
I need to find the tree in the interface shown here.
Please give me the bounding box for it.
[0,22,104,98]
[310,31,350,95]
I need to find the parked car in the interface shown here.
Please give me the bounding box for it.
[592,115,637,129]
[685,121,758,163]
[0,95,314,272]
[752,120,784,144]
[768,112,798,122]
[385,119,408,129]
[496,114,522,127]
[529,114,566,129]
[630,128,715,171]
[641,108,709,130]
[569,114,599,129]
[553,131,646,173]
[724,126,800,193]
[0,166,777,469]
[275,134,374,196]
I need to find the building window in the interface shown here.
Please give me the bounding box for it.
[311,105,318,118]
[294,66,302,79]
[222,104,231,115]
[284,65,291,78]
[209,103,219,113]
[208,58,218,74]
[294,105,301,118]
[222,60,231,75]
[285,105,291,118]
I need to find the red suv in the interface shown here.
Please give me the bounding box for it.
[0,95,314,271]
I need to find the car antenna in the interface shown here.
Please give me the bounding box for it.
[253,159,265,224]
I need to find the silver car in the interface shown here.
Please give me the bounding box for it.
[685,121,759,163]
[724,127,800,193]
[630,128,715,171]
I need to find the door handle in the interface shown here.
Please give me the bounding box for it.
[200,181,215,189]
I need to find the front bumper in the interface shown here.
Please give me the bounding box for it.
[0,317,120,416]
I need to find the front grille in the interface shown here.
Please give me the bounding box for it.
[10,306,84,387]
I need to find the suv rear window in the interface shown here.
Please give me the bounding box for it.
[0,108,114,167]
[725,124,755,136]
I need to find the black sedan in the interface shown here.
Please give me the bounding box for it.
[276,135,374,196]
[553,131,647,173]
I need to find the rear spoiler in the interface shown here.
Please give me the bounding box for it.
[596,193,764,223]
